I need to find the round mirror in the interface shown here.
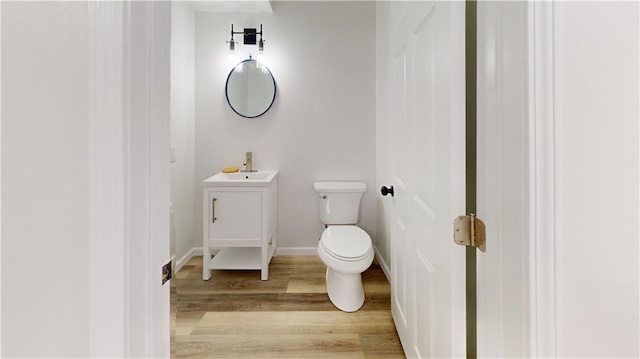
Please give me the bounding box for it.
[225,59,276,118]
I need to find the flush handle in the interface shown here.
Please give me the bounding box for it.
[381,185,394,197]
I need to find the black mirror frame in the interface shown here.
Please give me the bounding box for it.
[224,58,277,118]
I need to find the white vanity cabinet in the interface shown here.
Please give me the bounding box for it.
[202,170,278,280]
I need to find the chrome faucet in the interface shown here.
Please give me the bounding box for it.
[242,151,254,172]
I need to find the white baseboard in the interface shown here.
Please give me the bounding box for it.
[373,245,391,283]
[275,247,318,256]
[175,247,203,273]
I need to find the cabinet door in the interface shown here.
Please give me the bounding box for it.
[208,191,261,240]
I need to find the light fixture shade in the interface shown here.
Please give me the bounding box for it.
[228,39,236,64]
[257,38,265,68]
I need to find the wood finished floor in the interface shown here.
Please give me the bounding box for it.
[171,255,405,359]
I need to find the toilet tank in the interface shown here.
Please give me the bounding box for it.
[314,181,367,225]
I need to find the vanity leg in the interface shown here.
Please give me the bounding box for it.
[203,245,211,280]
[272,231,278,257]
[261,245,269,280]
[203,191,212,281]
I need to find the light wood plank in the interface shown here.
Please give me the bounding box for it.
[360,333,406,358]
[286,277,327,293]
[176,334,365,359]
[191,311,397,335]
[177,292,391,312]
[176,311,205,336]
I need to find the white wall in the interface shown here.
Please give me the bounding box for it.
[171,2,197,265]
[551,2,639,356]
[1,2,90,356]
[193,1,377,252]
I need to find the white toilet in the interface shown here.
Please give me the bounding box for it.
[314,181,374,312]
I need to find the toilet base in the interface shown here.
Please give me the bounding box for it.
[325,267,365,312]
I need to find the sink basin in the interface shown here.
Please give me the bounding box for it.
[222,172,271,181]
[203,170,278,187]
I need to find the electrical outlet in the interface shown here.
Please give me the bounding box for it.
[162,260,172,285]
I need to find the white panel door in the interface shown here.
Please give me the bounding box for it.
[389,1,466,358]
[391,43,413,346]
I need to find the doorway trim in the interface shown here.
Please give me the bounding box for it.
[88,1,171,356]
[88,2,129,356]
[527,1,557,357]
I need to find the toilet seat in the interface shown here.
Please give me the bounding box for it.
[320,225,371,262]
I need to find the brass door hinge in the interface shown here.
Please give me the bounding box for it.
[453,213,486,252]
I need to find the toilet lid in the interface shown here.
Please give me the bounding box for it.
[320,225,371,260]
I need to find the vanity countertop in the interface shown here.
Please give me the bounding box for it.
[203,169,278,187]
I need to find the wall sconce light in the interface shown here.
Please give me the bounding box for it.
[227,36,237,63]
[227,24,266,65]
